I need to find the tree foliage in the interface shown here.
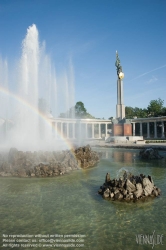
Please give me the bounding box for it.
[59,101,95,119]
[147,98,164,117]
[162,107,166,116]
[75,101,87,118]
[59,99,166,120]
[125,106,148,119]
[125,98,165,119]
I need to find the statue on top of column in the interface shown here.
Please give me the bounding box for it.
[115,51,124,80]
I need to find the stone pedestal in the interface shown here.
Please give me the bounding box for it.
[112,123,132,136]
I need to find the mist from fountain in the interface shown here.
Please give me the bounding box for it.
[0,57,9,120]
[0,57,10,145]
[0,24,75,151]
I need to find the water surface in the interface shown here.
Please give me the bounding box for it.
[0,148,166,250]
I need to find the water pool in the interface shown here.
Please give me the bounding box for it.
[0,148,166,250]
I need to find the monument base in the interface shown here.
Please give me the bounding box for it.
[112,123,132,136]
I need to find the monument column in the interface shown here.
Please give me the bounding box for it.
[115,51,125,120]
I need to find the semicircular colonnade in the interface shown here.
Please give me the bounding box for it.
[130,116,166,139]
[50,118,112,140]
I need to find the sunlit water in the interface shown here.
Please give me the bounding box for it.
[0,148,166,250]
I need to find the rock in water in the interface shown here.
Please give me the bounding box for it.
[126,179,136,193]
[134,183,143,198]
[105,173,111,183]
[74,145,102,168]
[0,145,101,177]
[98,172,161,202]
[139,148,163,160]
[142,177,154,196]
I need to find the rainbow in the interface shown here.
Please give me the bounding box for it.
[0,85,74,150]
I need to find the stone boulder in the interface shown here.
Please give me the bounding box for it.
[134,183,143,198]
[98,171,161,201]
[74,145,102,168]
[139,148,163,160]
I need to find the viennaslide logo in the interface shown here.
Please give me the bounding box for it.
[136,230,164,249]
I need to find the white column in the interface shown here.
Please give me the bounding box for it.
[55,122,57,138]
[72,123,75,139]
[61,122,63,136]
[105,123,107,137]
[140,122,142,136]
[66,123,69,138]
[147,122,150,138]
[132,123,135,136]
[154,121,157,138]
[85,123,88,139]
[99,123,101,138]
[92,123,94,139]
[161,121,165,138]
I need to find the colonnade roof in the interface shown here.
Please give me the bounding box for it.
[50,118,112,123]
[131,116,166,123]
[50,116,166,123]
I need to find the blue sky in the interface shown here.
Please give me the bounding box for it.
[0,0,166,119]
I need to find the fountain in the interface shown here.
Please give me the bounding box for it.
[0,57,9,141]
[0,24,75,151]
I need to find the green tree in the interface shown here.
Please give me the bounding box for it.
[125,106,148,118]
[75,101,87,118]
[75,101,95,118]
[133,107,147,118]
[125,98,165,119]
[59,101,95,119]
[84,112,95,119]
[147,98,164,117]
[125,106,134,119]
[162,107,166,116]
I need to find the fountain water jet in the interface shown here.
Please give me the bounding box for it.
[14,24,39,148]
[0,24,75,151]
